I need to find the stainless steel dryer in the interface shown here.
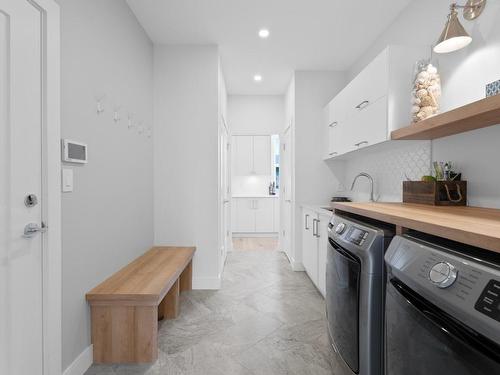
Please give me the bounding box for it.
[326,214,394,375]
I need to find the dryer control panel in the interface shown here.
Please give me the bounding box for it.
[475,279,500,323]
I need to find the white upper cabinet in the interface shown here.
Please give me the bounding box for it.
[233,136,253,175]
[253,136,271,175]
[232,135,271,176]
[322,45,427,160]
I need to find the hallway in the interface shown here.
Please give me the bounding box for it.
[86,251,337,374]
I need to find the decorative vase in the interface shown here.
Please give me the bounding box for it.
[411,59,442,123]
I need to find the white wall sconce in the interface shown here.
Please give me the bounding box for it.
[434,0,487,54]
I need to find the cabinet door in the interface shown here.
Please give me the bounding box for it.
[302,209,318,286]
[351,96,388,150]
[322,106,330,159]
[328,123,339,157]
[255,198,274,233]
[253,135,271,175]
[232,136,253,176]
[273,198,279,232]
[344,48,388,121]
[233,198,255,232]
[317,213,331,297]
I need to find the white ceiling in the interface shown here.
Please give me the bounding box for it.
[127,0,412,95]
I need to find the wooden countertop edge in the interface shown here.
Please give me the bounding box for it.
[331,203,500,254]
[86,246,196,304]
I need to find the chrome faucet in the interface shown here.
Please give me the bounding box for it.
[351,173,375,202]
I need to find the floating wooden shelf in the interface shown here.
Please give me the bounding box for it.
[391,95,500,140]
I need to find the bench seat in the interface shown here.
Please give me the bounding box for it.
[86,246,195,364]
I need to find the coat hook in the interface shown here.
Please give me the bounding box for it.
[127,113,134,129]
[113,105,121,123]
[137,121,144,134]
[95,94,106,115]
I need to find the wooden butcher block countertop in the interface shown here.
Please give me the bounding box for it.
[331,202,500,254]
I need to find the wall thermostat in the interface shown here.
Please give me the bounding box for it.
[61,139,88,164]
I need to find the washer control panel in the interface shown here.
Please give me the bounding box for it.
[429,262,458,288]
[475,280,500,323]
[346,226,369,246]
[335,222,346,234]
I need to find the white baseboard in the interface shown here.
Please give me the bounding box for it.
[284,252,305,272]
[291,260,305,271]
[193,276,221,290]
[63,345,93,375]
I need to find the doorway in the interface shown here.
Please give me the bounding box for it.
[0,1,61,374]
[230,134,280,251]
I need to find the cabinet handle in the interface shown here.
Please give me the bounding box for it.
[328,121,338,128]
[354,141,368,147]
[355,100,369,110]
[305,214,310,230]
[312,219,320,238]
[329,152,338,156]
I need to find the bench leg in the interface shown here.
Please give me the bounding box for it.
[158,278,179,320]
[180,260,193,292]
[91,305,158,364]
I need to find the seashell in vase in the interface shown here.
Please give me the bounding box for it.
[411,59,441,123]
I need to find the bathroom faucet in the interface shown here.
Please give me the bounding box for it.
[351,173,375,202]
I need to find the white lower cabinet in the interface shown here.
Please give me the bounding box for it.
[302,208,318,285]
[302,207,331,297]
[232,197,277,233]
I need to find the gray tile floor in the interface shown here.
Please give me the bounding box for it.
[85,250,341,374]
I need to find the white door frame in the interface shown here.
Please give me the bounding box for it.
[27,0,62,374]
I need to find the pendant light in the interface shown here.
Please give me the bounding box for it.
[434,0,487,54]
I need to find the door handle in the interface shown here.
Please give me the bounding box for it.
[305,214,310,230]
[355,100,369,110]
[329,152,338,156]
[328,121,338,128]
[23,222,47,238]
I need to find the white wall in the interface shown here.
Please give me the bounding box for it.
[289,71,347,265]
[343,0,500,207]
[154,45,221,288]
[228,95,284,134]
[58,0,154,370]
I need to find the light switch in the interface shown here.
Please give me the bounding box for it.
[62,168,73,192]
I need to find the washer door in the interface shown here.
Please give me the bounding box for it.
[386,278,500,375]
[326,238,361,373]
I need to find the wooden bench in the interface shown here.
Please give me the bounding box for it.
[86,246,195,364]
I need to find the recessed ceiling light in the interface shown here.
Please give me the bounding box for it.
[258,29,270,39]
[254,75,262,82]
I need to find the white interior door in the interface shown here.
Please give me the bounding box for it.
[0,1,45,374]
